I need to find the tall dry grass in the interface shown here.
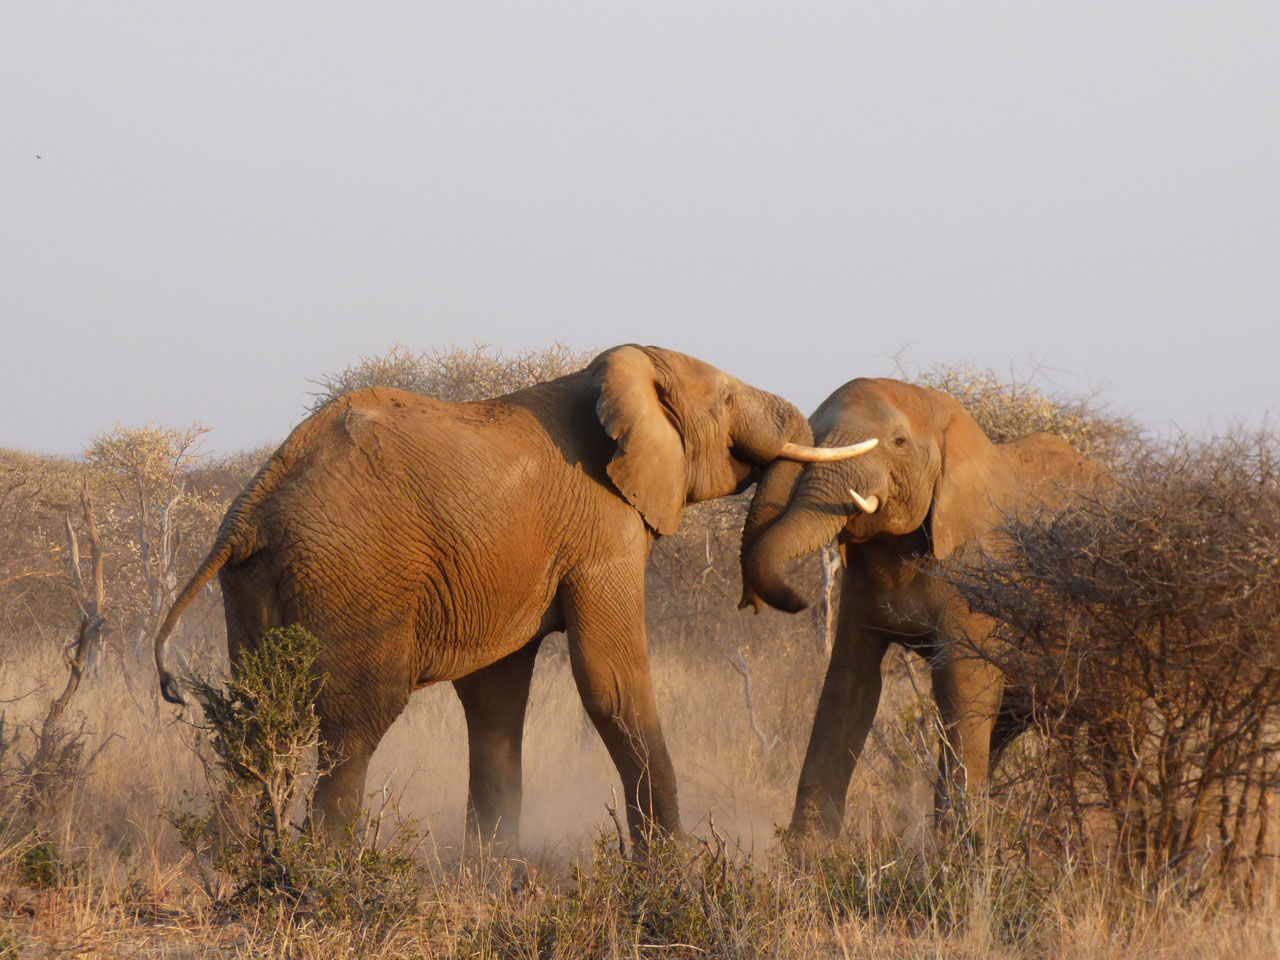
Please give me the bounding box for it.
[8,599,1278,958]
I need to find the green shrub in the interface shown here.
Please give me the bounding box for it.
[175,625,420,926]
[184,623,324,869]
[0,815,80,891]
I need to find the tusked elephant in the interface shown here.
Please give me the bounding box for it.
[739,377,1104,839]
[153,345,875,846]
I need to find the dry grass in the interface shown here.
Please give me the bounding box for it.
[5,614,1279,957]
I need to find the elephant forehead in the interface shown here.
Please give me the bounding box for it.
[811,385,897,436]
[812,379,939,437]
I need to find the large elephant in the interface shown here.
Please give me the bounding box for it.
[739,377,1103,838]
[153,345,873,846]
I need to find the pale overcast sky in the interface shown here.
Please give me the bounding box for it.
[3,2,1277,456]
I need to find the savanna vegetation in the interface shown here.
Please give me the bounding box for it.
[2,345,1277,958]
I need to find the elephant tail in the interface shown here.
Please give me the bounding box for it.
[154,449,287,705]
[154,538,240,705]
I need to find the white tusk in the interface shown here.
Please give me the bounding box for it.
[778,437,878,463]
[848,488,880,514]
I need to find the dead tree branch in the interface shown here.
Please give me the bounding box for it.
[729,647,778,753]
[817,543,841,657]
[24,484,108,806]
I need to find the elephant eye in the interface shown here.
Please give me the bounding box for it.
[892,435,908,448]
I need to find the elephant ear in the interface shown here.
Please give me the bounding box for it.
[928,409,1006,560]
[595,345,687,535]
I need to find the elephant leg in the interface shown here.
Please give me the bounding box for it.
[311,644,415,842]
[207,573,281,847]
[790,587,890,839]
[988,688,1032,771]
[930,651,1004,825]
[453,638,541,848]
[312,732,376,841]
[562,570,681,847]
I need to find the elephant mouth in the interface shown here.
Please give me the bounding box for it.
[840,486,888,542]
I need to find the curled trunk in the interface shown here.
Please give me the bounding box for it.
[737,406,814,555]
[740,490,850,613]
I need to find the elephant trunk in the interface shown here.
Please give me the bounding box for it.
[740,476,851,614]
[737,400,813,554]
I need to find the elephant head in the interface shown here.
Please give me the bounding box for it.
[740,378,1012,613]
[593,345,878,535]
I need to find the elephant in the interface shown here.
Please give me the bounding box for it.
[738,377,1104,839]
[153,344,876,847]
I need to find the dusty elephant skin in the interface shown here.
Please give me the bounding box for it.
[153,345,855,847]
[739,377,1105,839]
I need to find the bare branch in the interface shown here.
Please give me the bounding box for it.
[729,647,778,753]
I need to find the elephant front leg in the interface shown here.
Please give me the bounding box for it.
[790,605,889,840]
[563,572,681,848]
[453,639,541,848]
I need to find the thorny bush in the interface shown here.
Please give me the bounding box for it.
[938,430,1280,892]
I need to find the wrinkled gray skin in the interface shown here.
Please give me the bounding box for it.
[154,345,820,848]
[740,378,1102,838]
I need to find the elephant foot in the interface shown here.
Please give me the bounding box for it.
[930,793,996,858]
[618,823,694,866]
[780,823,846,865]
[786,792,845,842]
[462,825,522,861]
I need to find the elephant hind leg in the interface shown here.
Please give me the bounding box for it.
[312,732,376,840]
[311,630,416,842]
[218,566,283,664]
[453,638,541,849]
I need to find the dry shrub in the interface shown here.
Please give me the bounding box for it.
[940,430,1280,889]
[0,433,252,669]
[0,449,95,648]
[454,830,776,959]
[307,342,596,409]
[912,363,1137,464]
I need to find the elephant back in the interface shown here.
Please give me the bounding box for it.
[999,432,1110,510]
